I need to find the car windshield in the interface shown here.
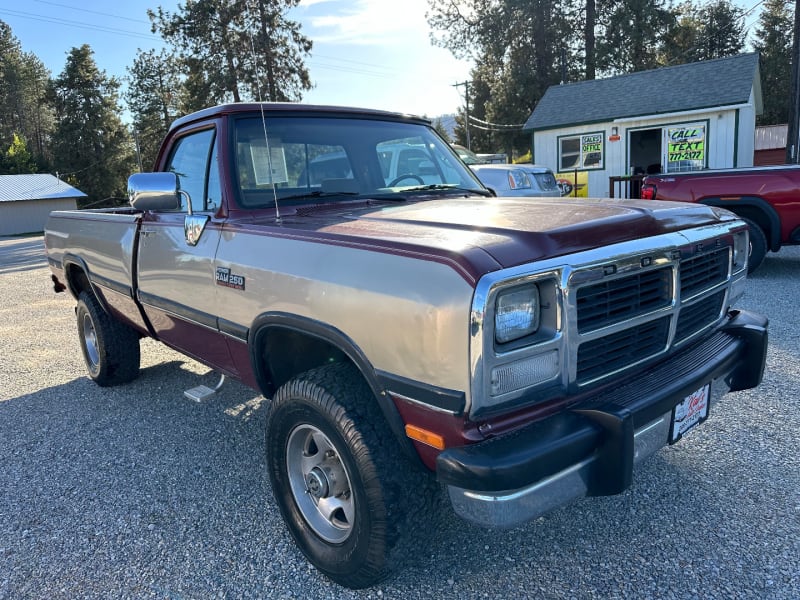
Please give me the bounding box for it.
[453,145,484,165]
[233,116,485,208]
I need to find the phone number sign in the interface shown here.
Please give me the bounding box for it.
[667,126,705,163]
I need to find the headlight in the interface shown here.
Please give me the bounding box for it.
[495,284,540,343]
[507,169,531,190]
[732,229,749,272]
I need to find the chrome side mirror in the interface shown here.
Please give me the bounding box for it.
[128,172,182,211]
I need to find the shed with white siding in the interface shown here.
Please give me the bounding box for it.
[0,175,85,236]
[523,53,763,198]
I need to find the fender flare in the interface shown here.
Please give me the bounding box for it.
[699,196,781,252]
[248,312,417,459]
[61,254,113,314]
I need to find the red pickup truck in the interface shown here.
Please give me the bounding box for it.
[641,165,800,272]
[44,103,768,588]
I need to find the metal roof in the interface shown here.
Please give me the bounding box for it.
[524,53,761,132]
[0,174,86,203]
[754,124,787,150]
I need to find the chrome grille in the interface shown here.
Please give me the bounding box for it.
[675,291,726,342]
[573,244,731,386]
[680,249,728,297]
[576,267,672,333]
[577,317,670,383]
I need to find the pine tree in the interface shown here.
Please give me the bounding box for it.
[0,20,53,166]
[595,0,674,74]
[428,0,566,156]
[753,0,793,126]
[149,0,312,107]
[126,49,183,170]
[661,1,745,65]
[49,45,135,207]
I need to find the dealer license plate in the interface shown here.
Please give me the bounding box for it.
[669,384,710,443]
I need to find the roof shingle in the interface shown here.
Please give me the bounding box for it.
[524,53,760,132]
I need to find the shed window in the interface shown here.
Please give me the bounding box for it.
[558,133,604,171]
[663,123,706,172]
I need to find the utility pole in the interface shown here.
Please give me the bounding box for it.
[786,0,800,163]
[453,81,471,150]
[132,127,144,173]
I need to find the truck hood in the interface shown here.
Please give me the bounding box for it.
[249,195,735,280]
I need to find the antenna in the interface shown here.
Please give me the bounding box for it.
[250,30,281,223]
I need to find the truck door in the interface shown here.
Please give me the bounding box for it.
[136,126,236,374]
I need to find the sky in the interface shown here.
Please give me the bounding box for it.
[0,0,766,122]
[0,0,473,119]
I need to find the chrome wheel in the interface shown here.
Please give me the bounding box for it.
[82,312,100,371]
[286,424,355,543]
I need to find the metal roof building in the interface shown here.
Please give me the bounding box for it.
[0,174,85,236]
[523,53,763,198]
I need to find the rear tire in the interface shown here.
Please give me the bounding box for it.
[265,362,414,589]
[741,217,767,274]
[76,291,140,386]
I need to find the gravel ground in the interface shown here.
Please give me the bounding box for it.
[1,234,798,600]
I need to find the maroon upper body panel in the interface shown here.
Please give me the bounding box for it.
[227,195,735,279]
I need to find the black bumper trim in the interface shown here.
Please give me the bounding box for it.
[436,309,768,494]
[377,370,466,414]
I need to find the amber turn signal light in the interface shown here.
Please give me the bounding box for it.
[404,424,446,450]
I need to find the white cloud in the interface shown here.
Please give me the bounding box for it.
[295,0,472,116]
[301,0,433,46]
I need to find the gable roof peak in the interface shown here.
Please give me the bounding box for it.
[525,53,760,132]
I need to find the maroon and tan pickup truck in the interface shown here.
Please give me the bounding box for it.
[44,103,768,589]
[641,165,800,272]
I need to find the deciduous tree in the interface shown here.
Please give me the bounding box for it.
[1,133,36,174]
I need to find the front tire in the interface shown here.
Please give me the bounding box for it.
[265,363,402,589]
[76,291,140,386]
[741,217,767,274]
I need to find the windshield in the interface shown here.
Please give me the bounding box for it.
[453,145,484,165]
[233,116,485,208]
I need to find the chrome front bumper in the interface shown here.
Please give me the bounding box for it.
[446,381,727,529]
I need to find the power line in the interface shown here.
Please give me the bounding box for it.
[0,8,157,41]
[309,60,395,79]
[468,115,524,129]
[453,81,471,149]
[30,0,151,25]
[312,53,396,75]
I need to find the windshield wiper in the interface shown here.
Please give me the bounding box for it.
[399,184,493,197]
[278,190,361,202]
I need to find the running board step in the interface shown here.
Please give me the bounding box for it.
[184,374,226,402]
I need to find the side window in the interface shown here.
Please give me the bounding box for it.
[558,133,604,171]
[207,143,221,210]
[165,129,217,212]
